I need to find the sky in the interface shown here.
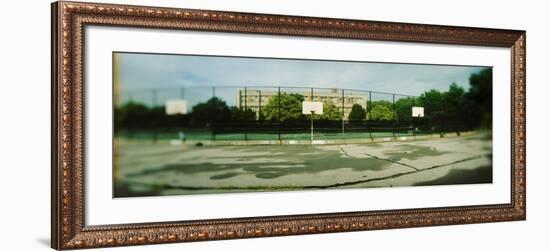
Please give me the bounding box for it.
[116,52,489,107]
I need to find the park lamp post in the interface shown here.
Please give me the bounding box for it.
[302,101,323,142]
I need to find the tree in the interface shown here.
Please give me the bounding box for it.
[467,68,492,129]
[369,105,395,121]
[319,101,342,120]
[348,104,366,121]
[261,93,305,121]
[417,84,469,131]
[367,101,395,121]
[230,107,256,121]
[444,83,465,120]
[190,97,231,125]
[394,97,415,123]
[115,101,149,129]
[418,89,445,129]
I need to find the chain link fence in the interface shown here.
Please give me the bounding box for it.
[115,85,470,142]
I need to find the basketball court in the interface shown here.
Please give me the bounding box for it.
[115,132,492,197]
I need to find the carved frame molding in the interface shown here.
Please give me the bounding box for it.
[51,1,526,249]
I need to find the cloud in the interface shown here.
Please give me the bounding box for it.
[117,52,488,107]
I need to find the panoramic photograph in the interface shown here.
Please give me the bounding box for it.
[113,52,493,198]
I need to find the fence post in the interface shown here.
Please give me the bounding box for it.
[278,87,281,141]
[412,96,415,137]
[126,90,134,139]
[213,86,217,141]
[152,88,158,143]
[310,113,314,141]
[180,87,185,138]
[429,116,433,138]
[311,88,314,141]
[244,87,248,141]
[441,117,446,138]
[392,94,396,138]
[456,117,461,136]
[367,91,372,140]
[258,90,262,121]
[341,89,345,136]
[368,91,372,139]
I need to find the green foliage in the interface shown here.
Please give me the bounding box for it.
[348,104,366,121]
[367,100,395,121]
[115,68,492,132]
[115,101,172,129]
[447,83,465,105]
[369,105,395,121]
[416,79,488,131]
[230,107,256,121]
[261,93,305,121]
[320,101,342,120]
[191,97,231,125]
[418,89,445,127]
[444,83,465,118]
[467,68,492,128]
[394,97,415,123]
[115,101,149,128]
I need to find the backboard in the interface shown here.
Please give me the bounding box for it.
[165,100,188,115]
[412,106,424,117]
[302,101,323,115]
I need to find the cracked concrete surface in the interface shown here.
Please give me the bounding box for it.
[115,133,492,197]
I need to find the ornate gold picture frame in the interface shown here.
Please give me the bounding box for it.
[51,1,526,249]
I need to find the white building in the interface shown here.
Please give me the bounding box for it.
[236,88,368,119]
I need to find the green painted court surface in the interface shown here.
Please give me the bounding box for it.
[114,133,492,197]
